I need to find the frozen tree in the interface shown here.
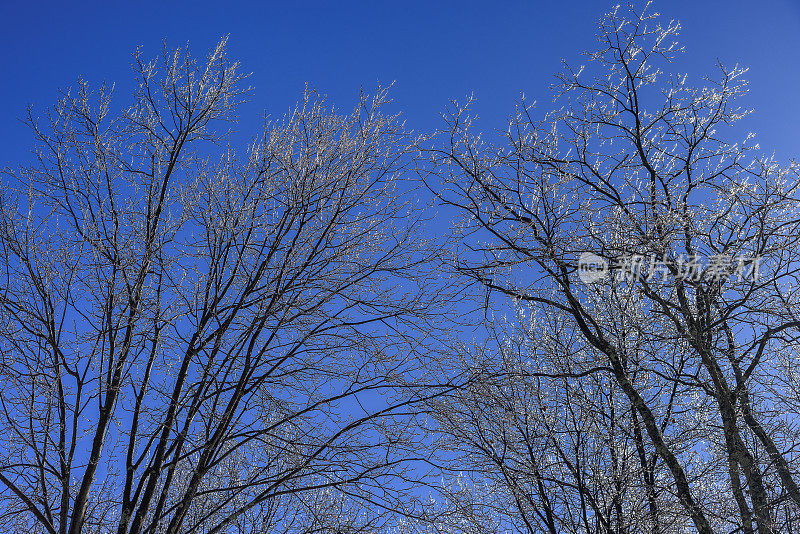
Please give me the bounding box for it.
[425,317,683,534]
[4,4,800,534]
[0,39,452,534]
[427,3,800,533]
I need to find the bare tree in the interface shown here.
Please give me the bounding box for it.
[0,39,450,534]
[427,3,800,533]
[7,5,800,534]
[424,318,685,534]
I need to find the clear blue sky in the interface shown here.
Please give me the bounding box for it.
[1,0,799,166]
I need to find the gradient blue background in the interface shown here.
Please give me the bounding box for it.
[1,1,799,168]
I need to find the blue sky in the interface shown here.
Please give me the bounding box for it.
[0,2,798,525]
[1,0,799,167]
